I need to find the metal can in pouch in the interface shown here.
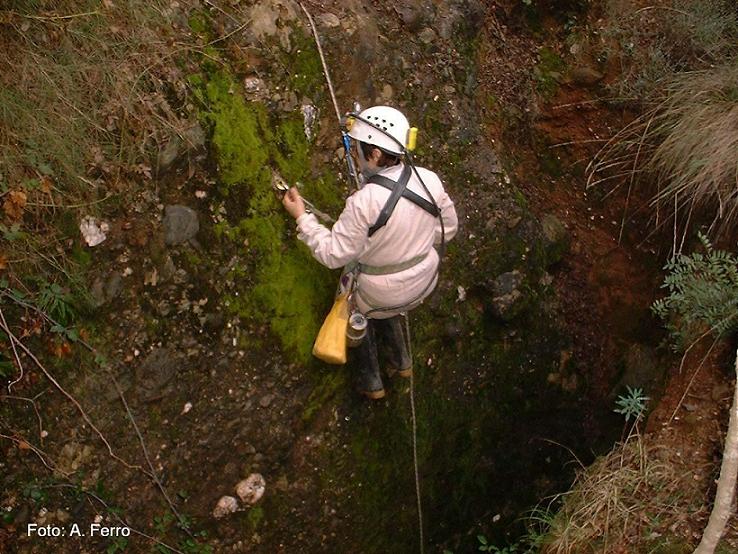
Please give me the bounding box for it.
[346,312,368,347]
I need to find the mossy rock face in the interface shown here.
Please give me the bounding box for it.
[541,213,570,266]
[195,69,339,362]
[312,294,589,551]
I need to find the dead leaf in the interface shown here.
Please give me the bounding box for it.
[40,176,53,194]
[17,440,32,451]
[0,254,7,270]
[50,340,72,358]
[3,191,27,221]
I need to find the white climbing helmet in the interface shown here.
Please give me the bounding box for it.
[347,105,410,156]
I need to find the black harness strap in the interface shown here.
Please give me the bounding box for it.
[367,165,439,237]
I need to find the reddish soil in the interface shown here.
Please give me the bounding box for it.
[479,3,738,549]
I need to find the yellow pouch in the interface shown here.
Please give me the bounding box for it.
[312,294,349,364]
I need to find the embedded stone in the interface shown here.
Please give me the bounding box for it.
[541,214,570,266]
[489,270,527,321]
[163,205,199,245]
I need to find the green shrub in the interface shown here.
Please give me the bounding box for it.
[652,233,738,350]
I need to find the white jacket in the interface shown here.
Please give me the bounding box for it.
[296,163,458,318]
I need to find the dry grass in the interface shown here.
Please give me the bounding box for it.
[587,61,738,244]
[0,1,197,196]
[541,432,705,553]
[0,0,203,299]
[586,0,737,245]
[601,0,737,102]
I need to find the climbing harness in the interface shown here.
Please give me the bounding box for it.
[366,167,440,237]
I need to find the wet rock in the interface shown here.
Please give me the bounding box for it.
[158,138,180,171]
[106,273,121,301]
[279,90,299,112]
[394,1,424,31]
[243,75,268,101]
[489,270,527,321]
[616,344,663,394]
[541,214,570,266]
[569,66,604,87]
[248,0,296,49]
[159,255,176,282]
[135,348,184,402]
[301,104,317,140]
[418,27,436,45]
[157,122,205,171]
[183,121,206,150]
[438,5,462,40]
[438,0,486,40]
[163,205,199,245]
[380,84,394,102]
[90,278,106,307]
[91,272,123,307]
[316,13,340,28]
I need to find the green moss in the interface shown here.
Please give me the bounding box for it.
[533,48,566,98]
[202,72,271,191]
[70,244,92,268]
[246,506,264,530]
[183,249,203,268]
[273,116,311,183]
[198,70,339,361]
[280,29,324,97]
[187,10,211,38]
[301,369,346,422]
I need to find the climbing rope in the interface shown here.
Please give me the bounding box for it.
[298,2,361,189]
[298,2,341,123]
[404,313,425,554]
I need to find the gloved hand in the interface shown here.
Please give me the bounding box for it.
[282,187,306,219]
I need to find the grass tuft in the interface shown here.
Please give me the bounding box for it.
[588,62,738,240]
[541,433,705,553]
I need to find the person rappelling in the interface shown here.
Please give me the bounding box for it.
[281,105,458,399]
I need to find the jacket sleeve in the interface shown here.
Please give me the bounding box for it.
[295,192,371,269]
[434,188,458,245]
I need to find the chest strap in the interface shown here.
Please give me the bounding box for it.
[366,165,440,237]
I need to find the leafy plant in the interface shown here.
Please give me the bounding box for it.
[0,223,27,242]
[0,353,15,378]
[37,281,77,326]
[478,535,518,553]
[614,386,649,422]
[106,537,128,553]
[652,233,738,350]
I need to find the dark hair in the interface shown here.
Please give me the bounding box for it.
[360,142,400,168]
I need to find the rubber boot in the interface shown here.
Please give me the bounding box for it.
[353,321,385,399]
[377,315,413,378]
